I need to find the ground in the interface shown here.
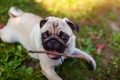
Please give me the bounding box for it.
[0,0,120,80]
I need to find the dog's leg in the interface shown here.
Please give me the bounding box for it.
[0,7,24,43]
[72,48,96,70]
[39,55,62,80]
[41,66,62,80]
[0,27,17,43]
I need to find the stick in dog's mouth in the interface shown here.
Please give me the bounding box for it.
[29,50,86,60]
[29,50,95,71]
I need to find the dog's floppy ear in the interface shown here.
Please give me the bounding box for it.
[40,19,48,28]
[64,18,79,32]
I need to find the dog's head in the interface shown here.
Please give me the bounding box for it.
[40,17,79,60]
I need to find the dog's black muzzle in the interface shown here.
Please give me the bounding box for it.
[42,38,66,60]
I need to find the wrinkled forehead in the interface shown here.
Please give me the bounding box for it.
[41,18,73,35]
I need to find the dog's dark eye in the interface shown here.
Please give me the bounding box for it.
[42,31,49,39]
[59,31,69,43]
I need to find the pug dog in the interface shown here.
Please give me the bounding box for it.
[0,7,96,80]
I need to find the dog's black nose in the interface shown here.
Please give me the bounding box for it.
[48,39,57,47]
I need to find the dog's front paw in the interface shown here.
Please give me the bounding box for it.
[85,55,96,71]
[72,48,96,71]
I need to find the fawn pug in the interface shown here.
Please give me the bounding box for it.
[0,7,96,80]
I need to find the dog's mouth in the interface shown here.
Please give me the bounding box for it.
[47,51,61,60]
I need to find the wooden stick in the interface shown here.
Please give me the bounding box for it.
[29,50,86,60]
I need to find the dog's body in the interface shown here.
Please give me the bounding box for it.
[0,7,96,80]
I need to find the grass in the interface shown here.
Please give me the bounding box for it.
[0,0,120,80]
